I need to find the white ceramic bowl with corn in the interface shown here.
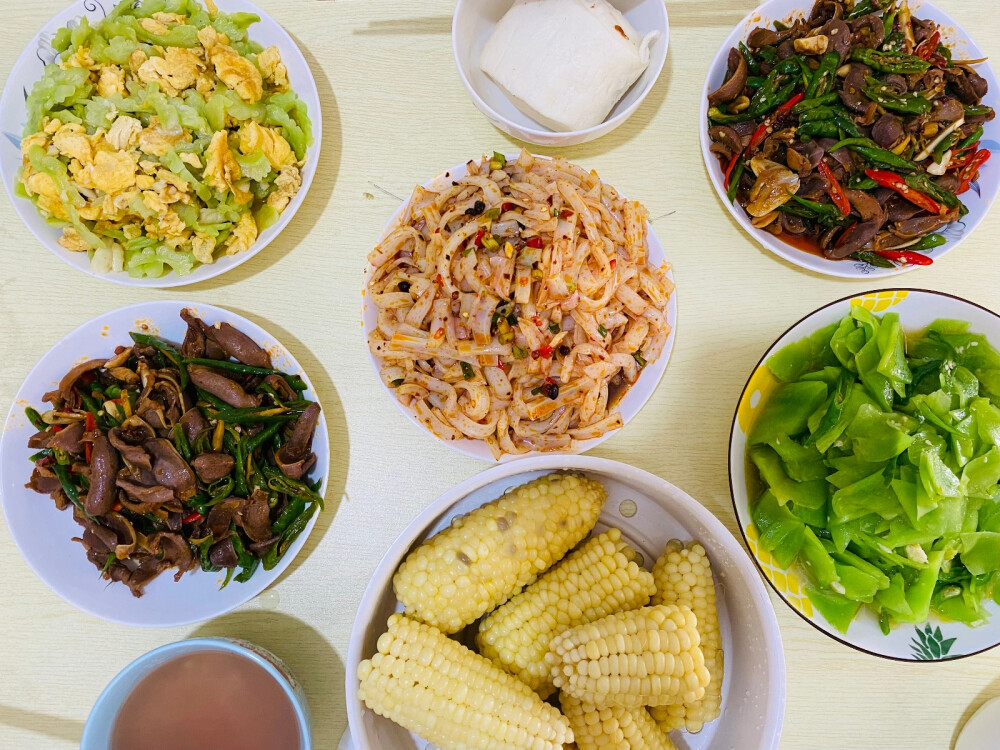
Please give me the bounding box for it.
[346,455,786,750]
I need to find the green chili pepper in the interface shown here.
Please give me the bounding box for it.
[749,57,801,116]
[827,137,918,172]
[198,538,220,572]
[25,407,47,431]
[963,104,993,118]
[727,159,745,203]
[273,497,306,535]
[740,41,760,75]
[263,503,318,570]
[745,75,766,90]
[931,133,960,164]
[806,51,841,100]
[207,476,235,503]
[234,556,259,583]
[907,233,947,252]
[224,433,248,497]
[904,173,962,210]
[797,120,844,140]
[849,48,930,74]
[243,421,283,455]
[862,78,932,114]
[181,357,282,376]
[130,332,189,389]
[262,465,325,509]
[195,388,229,411]
[956,126,984,152]
[847,175,879,190]
[757,46,778,64]
[781,194,853,227]
[845,0,877,19]
[883,9,899,38]
[104,384,122,399]
[172,423,192,461]
[28,448,53,462]
[460,361,475,381]
[792,92,841,114]
[708,106,757,124]
[852,250,897,268]
[51,463,87,515]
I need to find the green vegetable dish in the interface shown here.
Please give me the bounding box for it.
[746,307,1000,635]
[16,0,312,278]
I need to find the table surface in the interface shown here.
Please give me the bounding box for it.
[1,0,999,748]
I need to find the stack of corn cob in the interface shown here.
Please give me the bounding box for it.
[357,472,725,750]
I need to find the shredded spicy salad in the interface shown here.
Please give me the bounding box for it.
[747,309,1000,634]
[23,308,323,597]
[707,0,993,268]
[16,0,312,278]
[366,151,674,459]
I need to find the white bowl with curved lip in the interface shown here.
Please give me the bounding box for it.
[345,456,786,750]
[700,0,1000,278]
[362,154,678,462]
[0,300,329,627]
[453,0,669,146]
[0,0,322,287]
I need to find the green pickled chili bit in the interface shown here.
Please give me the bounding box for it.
[548,321,560,334]
[482,207,502,221]
[130,332,189,389]
[849,48,931,74]
[903,173,961,210]
[882,9,899,37]
[460,361,475,381]
[727,160,745,203]
[24,407,47,431]
[632,349,647,370]
[511,344,528,360]
[490,151,507,170]
[597,324,608,338]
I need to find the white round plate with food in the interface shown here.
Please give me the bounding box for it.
[0,0,321,287]
[363,151,677,462]
[345,456,785,750]
[0,301,329,627]
[701,0,999,278]
[730,289,1000,661]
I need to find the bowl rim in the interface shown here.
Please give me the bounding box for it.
[698,0,1000,280]
[346,454,786,750]
[451,0,670,143]
[728,286,1000,662]
[0,0,323,288]
[0,300,330,627]
[80,637,312,749]
[361,153,678,463]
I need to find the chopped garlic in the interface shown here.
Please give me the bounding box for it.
[906,544,929,564]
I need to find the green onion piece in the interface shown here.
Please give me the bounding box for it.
[482,234,500,251]
[597,324,608,337]
[632,350,647,369]
[482,207,502,221]
[460,361,475,381]
[490,151,507,170]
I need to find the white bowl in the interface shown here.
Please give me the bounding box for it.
[0,0,322,288]
[362,154,678,462]
[730,289,1000,660]
[0,301,330,627]
[453,0,669,146]
[700,0,1000,279]
[345,456,785,750]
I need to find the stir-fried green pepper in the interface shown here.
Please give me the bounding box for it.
[262,502,318,570]
[181,357,285,376]
[903,173,962,210]
[24,406,47,431]
[708,106,756,124]
[791,92,840,114]
[862,78,933,114]
[806,51,842,100]
[173,422,192,461]
[849,48,931,74]
[827,137,918,172]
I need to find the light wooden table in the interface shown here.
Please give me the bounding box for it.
[1,1,998,748]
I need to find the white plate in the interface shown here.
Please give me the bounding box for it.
[0,301,329,627]
[730,289,1000,660]
[452,0,669,147]
[346,456,786,750]
[362,154,678,462]
[0,0,322,287]
[700,0,1000,278]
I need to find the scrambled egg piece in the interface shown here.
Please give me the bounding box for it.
[106,116,143,151]
[62,46,97,70]
[97,65,126,98]
[139,18,171,36]
[267,165,302,212]
[58,227,91,252]
[257,46,289,89]
[238,121,295,168]
[180,152,203,168]
[137,47,204,97]
[129,49,149,72]
[192,234,217,264]
[204,130,251,203]
[152,12,188,26]
[82,150,138,195]
[198,26,263,102]
[138,120,192,156]
[225,211,258,255]
[52,123,94,165]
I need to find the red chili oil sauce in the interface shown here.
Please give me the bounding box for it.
[110,650,301,750]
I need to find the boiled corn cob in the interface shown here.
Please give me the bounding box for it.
[393,472,606,633]
[477,528,655,698]
[649,540,723,734]
[561,693,677,750]
[357,614,574,750]
[547,605,710,708]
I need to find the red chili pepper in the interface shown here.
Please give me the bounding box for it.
[473,228,485,247]
[52,425,64,433]
[531,315,543,327]
[915,30,941,60]
[747,93,805,154]
[537,346,554,359]
[501,202,514,211]
[182,512,204,524]
[948,143,980,169]
[958,149,991,194]
[609,258,617,269]
[525,236,544,249]
[112,503,122,512]
[723,152,740,190]
[776,92,805,117]
[83,412,96,462]
[496,358,505,372]
[747,122,770,153]
[928,53,949,68]
[835,223,856,248]
[865,169,943,214]
[876,250,934,266]
[559,209,573,220]
[818,160,851,216]
[434,273,443,285]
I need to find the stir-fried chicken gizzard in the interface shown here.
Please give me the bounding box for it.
[24,309,323,597]
[708,0,993,267]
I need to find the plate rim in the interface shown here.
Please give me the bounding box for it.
[361,152,679,462]
[345,454,786,750]
[0,0,323,288]
[0,299,330,627]
[728,286,1000,661]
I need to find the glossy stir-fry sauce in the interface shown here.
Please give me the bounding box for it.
[707,0,994,268]
[111,650,301,750]
[23,309,323,596]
